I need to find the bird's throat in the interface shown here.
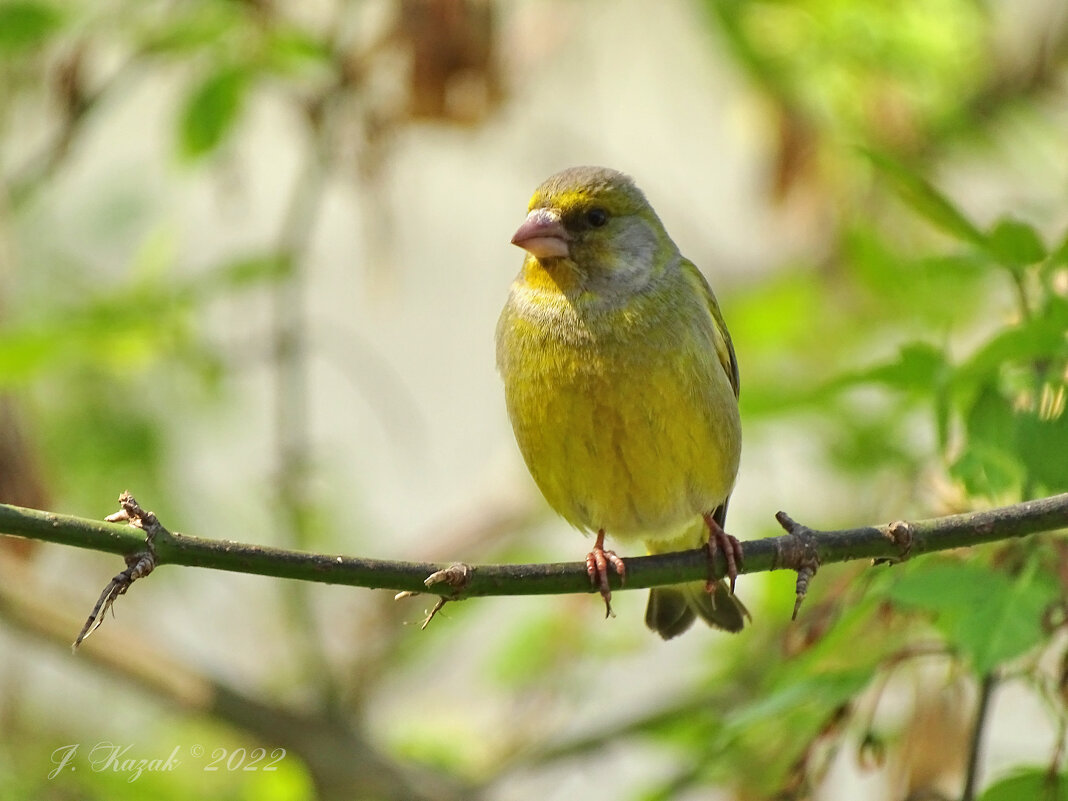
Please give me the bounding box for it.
[522,257,583,295]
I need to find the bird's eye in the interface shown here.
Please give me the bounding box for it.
[585,207,608,228]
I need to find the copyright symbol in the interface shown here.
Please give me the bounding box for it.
[190,744,204,758]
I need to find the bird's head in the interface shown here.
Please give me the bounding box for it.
[511,167,678,294]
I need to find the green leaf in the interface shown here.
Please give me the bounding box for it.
[949,442,1024,497]
[890,561,1055,674]
[717,668,873,794]
[956,310,1068,387]
[1050,227,1068,268]
[828,341,947,394]
[140,12,235,55]
[0,1,62,51]
[985,216,1047,269]
[1017,398,1068,493]
[178,66,250,158]
[934,372,952,451]
[950,382,1024,497]
[723,671,870,732]
[264,27,332,73]
[979,769,1068,801]
[862,148,985,246]
[964,382,1017,453]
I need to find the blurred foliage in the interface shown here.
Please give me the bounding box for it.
[0,2,63,53]
[979,769,1068,801]
[1,1,1067,800]
[0,713,314,801]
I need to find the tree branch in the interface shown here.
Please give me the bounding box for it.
[3,493,1068,597]
[1,493,1066,601]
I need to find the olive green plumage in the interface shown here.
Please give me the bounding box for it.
[496,166,747,638]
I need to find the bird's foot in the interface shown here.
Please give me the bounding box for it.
[703,513,743,595]
[586,529,626,618]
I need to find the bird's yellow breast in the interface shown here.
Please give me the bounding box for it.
[496,260,741,545]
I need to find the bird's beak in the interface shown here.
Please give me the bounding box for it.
[511,208,570,260]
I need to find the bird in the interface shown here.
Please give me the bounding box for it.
[496,166,748,639]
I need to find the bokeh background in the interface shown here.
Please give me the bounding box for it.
[2,1,1067,799]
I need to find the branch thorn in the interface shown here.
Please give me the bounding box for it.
[792,560,818,620]
[73,492,163,650]
[424,562,471,594]
[420,597,448,630]
[774,510,821,620]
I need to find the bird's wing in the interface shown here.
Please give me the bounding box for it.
[680,258,739,529]
[680,258,740,399]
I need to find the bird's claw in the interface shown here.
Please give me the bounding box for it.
[586,530,626,618]
[703,513,743,595]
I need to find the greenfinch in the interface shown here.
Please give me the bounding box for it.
[496,166,748,639]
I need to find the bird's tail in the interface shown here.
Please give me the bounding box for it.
[643,515,749,639]
[645,580,748,639]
